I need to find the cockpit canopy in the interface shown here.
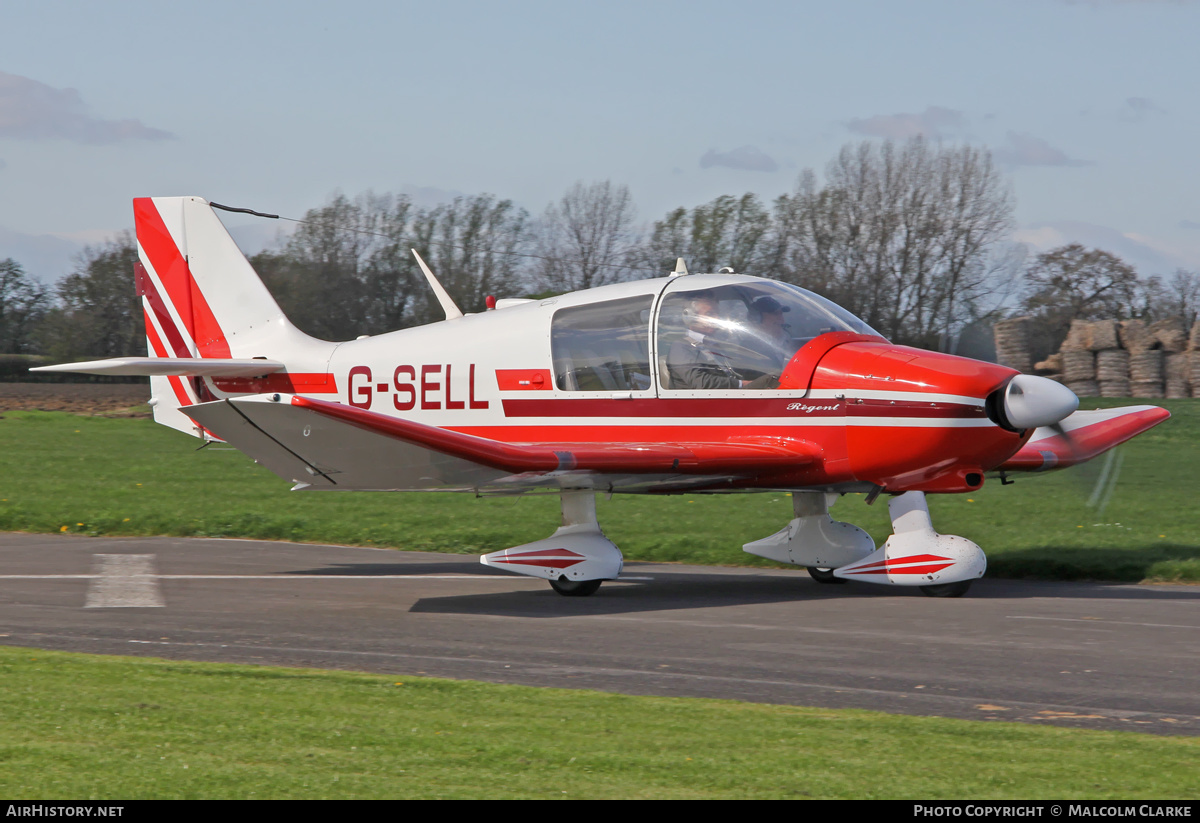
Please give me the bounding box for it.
[550,276,881,393]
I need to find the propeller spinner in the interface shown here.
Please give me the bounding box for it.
[992,374,1080,431]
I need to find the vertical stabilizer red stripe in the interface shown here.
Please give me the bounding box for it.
[144,310,193,408]
[133,197,232,358]
[138,262,192,359]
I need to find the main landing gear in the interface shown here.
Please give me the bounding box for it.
[549,577,604,597]
[748,491,986,595]
[481,489,985,598]
[806,567,848,585]
[480,491,620,597]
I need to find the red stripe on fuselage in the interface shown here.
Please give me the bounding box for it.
[212,373,339,395]
[499,396,984,420]
[134,198,232,358]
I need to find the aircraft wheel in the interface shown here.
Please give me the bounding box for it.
[919,580,972,598]
[550,577,602,597]
[806,567,848,585]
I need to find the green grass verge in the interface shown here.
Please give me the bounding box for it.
[1,401,1197,582]
[0,646,1195,800]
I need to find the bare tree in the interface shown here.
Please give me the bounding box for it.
[633,207,691,276]
[1022,244,1140,320]
[533,181,639,292]
[0,258,48,354]
[1020,244,1141,358]
[409,194,531,322]
[635,193,772,276]
[770,139,1017,349]
[259,191,418,340]
[1136,268,1200,329]
[37,234,142,361]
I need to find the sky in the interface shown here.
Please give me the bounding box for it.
[1,0,1198,283]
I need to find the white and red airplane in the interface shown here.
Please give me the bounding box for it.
[35,197,1171,597]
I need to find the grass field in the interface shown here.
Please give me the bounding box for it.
[1,646,1196,800]
[1,400,1196,582]
[1,403,1197,799]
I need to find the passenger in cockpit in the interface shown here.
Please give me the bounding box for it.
[746,295,795,373]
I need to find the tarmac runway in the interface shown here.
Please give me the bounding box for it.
[1,532,1197,736]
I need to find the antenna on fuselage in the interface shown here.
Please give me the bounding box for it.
[411,249,464,320]
[669,257,689,277]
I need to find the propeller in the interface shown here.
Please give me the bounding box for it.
[987,374,1086,465]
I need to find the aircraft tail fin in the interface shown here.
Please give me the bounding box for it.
[132,196,331,437]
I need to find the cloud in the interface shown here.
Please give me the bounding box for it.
[994,132,1091,168]
[0,70,174,144]
[699,145,779,172]
[0,223,88,283]
[1118,96,1166,121]
[1014,220,1198,273]
[1179,220,1200,231]
[846,106,967,139]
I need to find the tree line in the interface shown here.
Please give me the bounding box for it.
[3,137,1196,374]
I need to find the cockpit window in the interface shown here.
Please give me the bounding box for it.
[657,281,880,390]
[552,296,654,392]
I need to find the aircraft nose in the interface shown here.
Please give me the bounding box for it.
[994,374,1079,431]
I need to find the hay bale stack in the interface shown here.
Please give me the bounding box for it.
[1096,349,1131,397]
[1189,321,1200,351]
[1061,350,1096,383]
[1129,350,1164,383]
[1165,353,1190,397]
[993,317,1033,373]
[1061,319,1091,351]
[1128,349,1164,397]
[1087,319,1120,351]
[1119,319,1155,353]
[1189,351,1200,397]
[1100,378,1131,397]
[1149,318,1188,352]
[1034,352,1064,374]
[1066,380,1100,397]
[1095,349,1129,381]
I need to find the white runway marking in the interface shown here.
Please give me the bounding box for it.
[2,563,653,612]
[1007,615,1199,630]
[85,554,165,608]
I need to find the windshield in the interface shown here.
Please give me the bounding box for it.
[656,280,881,390]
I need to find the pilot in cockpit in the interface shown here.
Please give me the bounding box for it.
[667,293,782,390]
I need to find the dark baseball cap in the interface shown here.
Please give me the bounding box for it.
[751,296,789,314]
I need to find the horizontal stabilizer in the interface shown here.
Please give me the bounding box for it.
[997,405,1170,473]
[31,357,285,377]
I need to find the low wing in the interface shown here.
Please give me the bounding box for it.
[184,394,821,492]
[30,357,284,377]
[996,405,1169,473]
